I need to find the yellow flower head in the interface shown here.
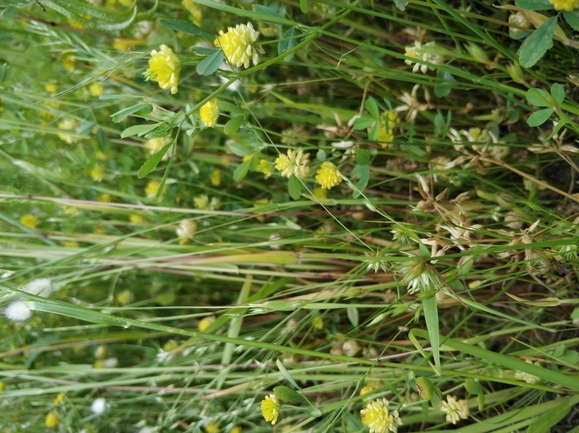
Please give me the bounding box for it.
[89,82,104,97]
[21,214,38,229]
[198,316,214,332]
[45,83,58,94]
[116,289,134,305]
[210,169,221,186]
[145,137,172,159]
[404,41,443,74]
[90,166,104,182]
[113,38,139,52]
[230,426,242,433]
[45,411,59,428]
[360,398,402,433]
[145,179,160,197]
[214,22,262,69]
[57,119,79,143]
[144,45,181,94]
[440,395,469,425]
[205,423,219,433]
[194,194,209,209]
[258,159,273,178]
[182,0,203,26]
[261,393,280,425]
[377,111,398,146]
[275,149,310,179]
[549,0,579,10]
[200,99,220,127]
[176,219,197,244]
[315,161,341,190]
[53,393,65,405]
[313,187,327,200]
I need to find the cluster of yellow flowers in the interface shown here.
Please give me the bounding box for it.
[549,0,579,10]
[273,148,342,191]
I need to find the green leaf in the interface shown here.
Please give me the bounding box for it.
[563,10,579,31]
[156,156,173,198]
[518,16,556,68]
[347,306,359,327]
[228,142,253,157]
[190,46,219,55]
[434,70,455,98]
[145,123,174,139]
[111,103,152,123]
[422,295,440,373]
[275,359,300,389]
[159,19,214,38]
[196,49,224,76]
[278,27,298,61]
[351,164,369,198]
[526,88,549,107]
[252,4,284,17]
[558,350,579,364]
[0,63,9,83]
[0,0,34,7]
[368,122,380,141]
[356,149,371,165]
[42,0,137,31]
[527,399,573,433]
[527,108,554,127]
[233,157,252,182]
[137,140,173,178]
[550,82,565,105]
[353,117,374,130]
[273,386,304,403]
[365,97,380,119]
[121,122,162,138]
[515,0,554,10]
[464,378,482,395]
[224,115,244,135]
[288,175,301,200]
[1,6,17,18]
[96,128,110,148]
[300,0,307,14]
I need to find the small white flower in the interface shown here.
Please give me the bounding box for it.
[91,397,106,415]
[5,301,32,321]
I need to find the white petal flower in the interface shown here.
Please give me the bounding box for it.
[91,397,106,415]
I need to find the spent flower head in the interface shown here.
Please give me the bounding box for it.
[440,395,469,425]
[144,45,181,94]
[275,149,311,179]
[261,393,280,425]
[404,41,443,74]
[214,22,263,69]
[360,398,402,433]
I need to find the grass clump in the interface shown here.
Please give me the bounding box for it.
[1,0,579,432]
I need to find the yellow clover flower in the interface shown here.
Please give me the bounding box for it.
[20,214,38,229]
[377,111,398,146]
[182,0,203,26]
[260,393,280,425]
[440,395,469,425]
[57,119,79,143]
[45,411,59,428]
[200,99,220,127]
[549,0,579,10]
[89,82,104,97]
[275,149,311,179]
[214,22,263,69]
[144,45,181,94]
[315,161,341,190]
[198,316,214,332]
[360,398,402,433]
